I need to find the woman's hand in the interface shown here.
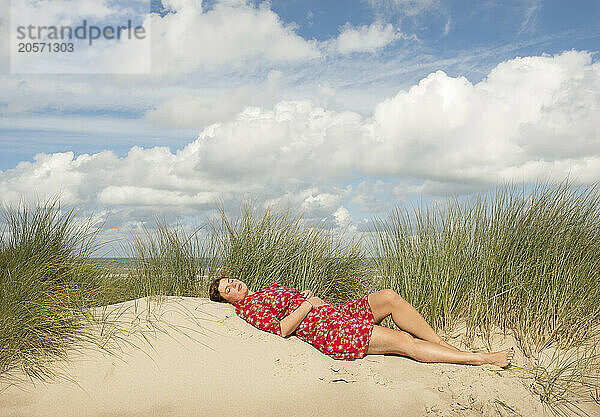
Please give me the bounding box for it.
[306,296,325,308]
[300,289,314,299]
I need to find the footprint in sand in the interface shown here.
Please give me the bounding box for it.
[327,366,358,383]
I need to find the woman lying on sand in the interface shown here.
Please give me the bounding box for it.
[208,277,514,367]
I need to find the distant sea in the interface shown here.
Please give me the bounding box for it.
[90,257,134,271]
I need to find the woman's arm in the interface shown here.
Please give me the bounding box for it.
[279,300,313,337]
[279,297,325,337]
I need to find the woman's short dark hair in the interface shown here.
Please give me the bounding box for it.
[208,269,229,303]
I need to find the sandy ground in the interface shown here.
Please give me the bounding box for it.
[0,297,596,416]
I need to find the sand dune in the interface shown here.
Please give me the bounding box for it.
[0,296,582,416]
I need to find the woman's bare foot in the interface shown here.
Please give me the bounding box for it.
[481,347,515,367]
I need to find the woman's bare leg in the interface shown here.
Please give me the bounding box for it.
[366,325,515,367]
[368,290,463,352]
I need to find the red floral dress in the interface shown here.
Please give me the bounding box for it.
[234,284,375,361]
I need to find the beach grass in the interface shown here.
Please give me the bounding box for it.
[120,218,218,300]
[528,341,600,417]
[214,203,370,304]
[112,203,369,304]
[0,199,111,382]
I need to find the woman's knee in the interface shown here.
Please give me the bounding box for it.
[368,289,409,325]
[393,329,416,357]
[380,289,407,307]
[371,288,399,305]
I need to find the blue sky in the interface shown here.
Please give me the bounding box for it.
[3,0,598,168]
[1,0,599,253]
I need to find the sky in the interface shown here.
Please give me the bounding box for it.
[0,0,599,255]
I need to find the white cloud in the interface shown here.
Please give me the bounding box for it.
[6,0,318,75]
[97,186,217,207]
[332,205,358,233]
[148,0,320,75]
[264,188,344,218]
[187,99,365,182]
[145,70,283,128]
[185,51,600,186]
[366,51,600,183]
[1,51,599,231]
[0,152,88,206]
[331,22,412,55]
[392,179,484,198]
[333,206,352,227]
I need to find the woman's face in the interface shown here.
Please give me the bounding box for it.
[218,277,248,303]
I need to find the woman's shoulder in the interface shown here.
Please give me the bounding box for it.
[234,284,278,307]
